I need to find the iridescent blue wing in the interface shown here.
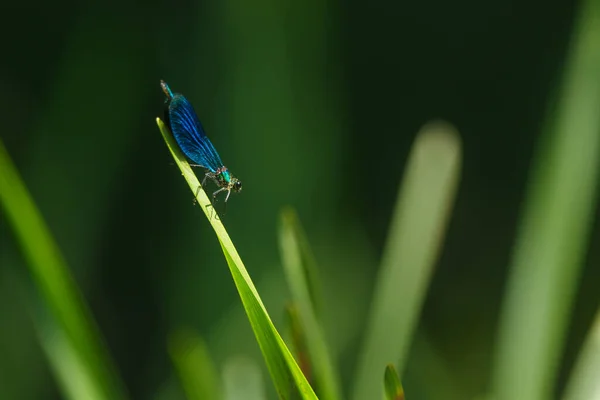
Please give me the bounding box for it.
[166,94,224,173]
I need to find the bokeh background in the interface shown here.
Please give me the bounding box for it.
[1,0,599,399]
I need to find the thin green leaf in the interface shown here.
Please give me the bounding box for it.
[563,309,600,400]
[491,1,600,399]
[352,121,462,400]
[279,208,342,400]
[168,329,221,400]
[281,208,324,317]
[384,364,405,400]
[37,320,105,400]
[0,139,128,400]
[157,118,317,400]
[222,356,267,400]
[285,304,312,382]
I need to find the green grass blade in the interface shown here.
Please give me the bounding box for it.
[36,319,106,400]
[383,364,405,400]
[280,208,324,317]
[562,310,600,400]
[279,208,342,400]
[352,121,462,400]
[223,356,267,400]
[157,118,317,400]
[285,304,311,380]
[168,329,221,400]
[0,139,128,400]
[491,1,600,399]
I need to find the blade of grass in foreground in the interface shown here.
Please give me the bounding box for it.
[168,329,221,400]
[157,118,317,399]
[491,0,600,398]
[384,364,405,400]
[562,310,600,400]
[352,121,462,400]
[0,139,127,400]
[279,208,342,400]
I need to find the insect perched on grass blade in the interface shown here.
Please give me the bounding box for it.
[160,80,242,204]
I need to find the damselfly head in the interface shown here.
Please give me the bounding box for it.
[231,178,242,193]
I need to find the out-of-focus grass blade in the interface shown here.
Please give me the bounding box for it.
[352,121,462,400]
[281,208,324,317]
[384,364,405,400]
[168,329,221,400]
[0,139,127,400]
[285,304,312,381]
[279,208,342,400]
[223,356,267,400]
[157,119,317,399]
[491,1,600,399]
[563,310,600,400]
[37,318,104,400]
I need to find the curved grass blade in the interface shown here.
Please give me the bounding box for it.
[0,139,128,400]
[36,319,105,400]
[168,329,221,400]
[281,209,323,317]
[491,0,600,398]
[223,356,267,400]
[384,364,405,400]
[279,208,342,400]
[562,310,600,400]
[157,118,317,399]
[285,304,311,381]
[352,121,462,400]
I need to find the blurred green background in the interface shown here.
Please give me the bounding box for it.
[1,0,599,399]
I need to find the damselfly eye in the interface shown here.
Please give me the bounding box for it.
[233,180,242,192]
